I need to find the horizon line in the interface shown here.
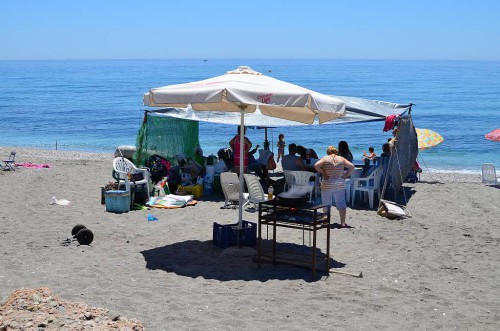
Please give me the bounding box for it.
[1,58,500,62]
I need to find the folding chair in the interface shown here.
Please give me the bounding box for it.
[243,174,269,210]
[3,151,16,171]
[220,172,249,209]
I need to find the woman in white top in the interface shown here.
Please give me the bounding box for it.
[314,146,355,228]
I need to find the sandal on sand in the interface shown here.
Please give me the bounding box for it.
[341,223,348,228]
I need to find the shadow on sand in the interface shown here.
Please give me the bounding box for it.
[141,239,345,282]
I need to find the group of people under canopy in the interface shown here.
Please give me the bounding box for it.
[225,125,358,228]
[134,105,419,229]
[223,123,420,229]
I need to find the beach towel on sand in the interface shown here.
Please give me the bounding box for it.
[15,163,51,168]
[147,194,197,209]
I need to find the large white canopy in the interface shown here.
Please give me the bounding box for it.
[144,66,410,126]
[144,66,347,124]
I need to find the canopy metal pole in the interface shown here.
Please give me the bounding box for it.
[264,128,270,150]
[238,105,246,240]
[223,104,256,256]
[221,105,256,257]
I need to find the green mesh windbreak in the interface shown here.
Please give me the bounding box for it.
[134,112,200,166]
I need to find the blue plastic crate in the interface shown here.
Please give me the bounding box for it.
[213,220,257,249]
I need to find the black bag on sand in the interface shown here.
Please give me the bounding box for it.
[145,154,172,183]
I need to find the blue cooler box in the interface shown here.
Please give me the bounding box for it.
[105,190,130,213]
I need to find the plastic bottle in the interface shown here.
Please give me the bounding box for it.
[267,186,274,200]
[203,176,213,195]
[155,182,165,196]
[162,177,170,195]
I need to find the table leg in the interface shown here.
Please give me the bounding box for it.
[312,225,317,279]
[272,221,276,264]
[326,221,331,274]
[257,220,262,269]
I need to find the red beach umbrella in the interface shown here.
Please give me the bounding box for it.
[485,128,500,142]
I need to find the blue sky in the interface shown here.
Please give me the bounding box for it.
[1,0,499,60]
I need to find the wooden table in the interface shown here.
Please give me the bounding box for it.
[257,200,331,278]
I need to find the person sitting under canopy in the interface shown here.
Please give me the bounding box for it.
[282,143,305,171]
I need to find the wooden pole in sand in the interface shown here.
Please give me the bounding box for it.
[329,269,363,278]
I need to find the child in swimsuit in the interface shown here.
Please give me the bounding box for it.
[277,133,286,162]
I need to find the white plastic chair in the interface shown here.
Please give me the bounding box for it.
[287,171,316,202]
[243,174,269,210]
[482,163,498,185]
[113,157,151,197]
[220,172,249,208]
[283,170,294,192]
[352,167,384,209]
[345,167,363,205]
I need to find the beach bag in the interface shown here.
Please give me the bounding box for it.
[145,154,172,183]
[131,172,144,181]
[267,155,277,170]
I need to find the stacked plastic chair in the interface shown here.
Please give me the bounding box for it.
[482,163,498,185]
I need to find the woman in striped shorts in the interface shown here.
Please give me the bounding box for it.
[314,146,355,228]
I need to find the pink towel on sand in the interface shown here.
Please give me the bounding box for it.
[15,163,51,168]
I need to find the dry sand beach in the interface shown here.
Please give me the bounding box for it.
[1,147,499,330]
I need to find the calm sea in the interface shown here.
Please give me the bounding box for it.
[1,59,499,174]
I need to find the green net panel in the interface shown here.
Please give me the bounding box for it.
[383,113,418,202]
[134,112,200,166]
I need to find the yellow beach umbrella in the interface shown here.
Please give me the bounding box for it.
[416,128,444,150]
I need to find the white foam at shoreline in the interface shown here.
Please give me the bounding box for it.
[0,146,113,162]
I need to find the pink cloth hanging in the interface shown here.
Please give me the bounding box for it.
[383,114,399,132]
